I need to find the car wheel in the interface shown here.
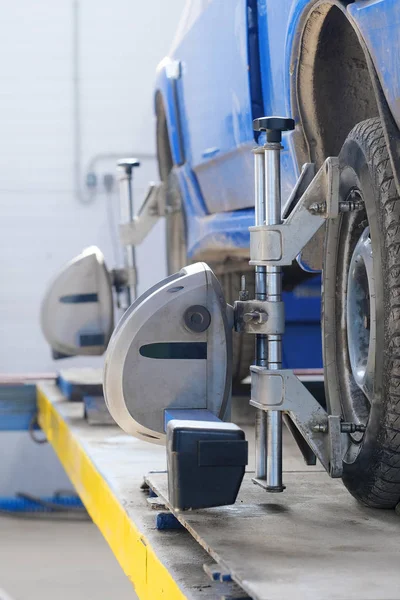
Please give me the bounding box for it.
[219,268,255,391]
[323,117,400,508]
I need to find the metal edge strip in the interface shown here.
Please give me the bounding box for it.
[36,384,187,600]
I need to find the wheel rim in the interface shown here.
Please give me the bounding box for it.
[346,225,376,406]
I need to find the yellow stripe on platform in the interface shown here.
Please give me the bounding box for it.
[37,386,187,600]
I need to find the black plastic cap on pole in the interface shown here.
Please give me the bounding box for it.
[117,158,141,175]
[253,116,295,143]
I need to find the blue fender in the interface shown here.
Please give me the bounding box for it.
[154,58,185,167]
[348,0,400,132]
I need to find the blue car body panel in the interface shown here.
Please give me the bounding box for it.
[348,0,400,132]
[155,0,399,262]
[155,0,304,257]
[282,276,322,368]
[153,0,400,369]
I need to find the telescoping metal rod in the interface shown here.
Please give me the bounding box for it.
[264,143,284,492]
[252,116,295,492]
[254,147,267,480]
[117,158,141,307]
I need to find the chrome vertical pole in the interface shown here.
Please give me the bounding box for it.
[264,143,284,492]
[117,158,140,307]
[253,148,267,480]
[252,116,295,492]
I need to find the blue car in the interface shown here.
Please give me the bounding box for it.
[154,0,400,508]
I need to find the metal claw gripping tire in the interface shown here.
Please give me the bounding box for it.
[323,117,400,508]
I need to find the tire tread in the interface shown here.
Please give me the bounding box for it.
[346,118,400,507]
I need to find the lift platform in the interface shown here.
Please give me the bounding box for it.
[36,381,243,600]
[35,116,400,599]
[36,380,400,600]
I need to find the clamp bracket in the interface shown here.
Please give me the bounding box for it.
[119,182,165,247]
[250,157,339,266]
[234,300,285,335]
[250,367,345,477]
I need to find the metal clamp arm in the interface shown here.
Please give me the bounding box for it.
[119,183,165,247]
[250,157,339,266]
[250,367,344,477]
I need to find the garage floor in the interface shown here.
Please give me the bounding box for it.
[0,516,137,600]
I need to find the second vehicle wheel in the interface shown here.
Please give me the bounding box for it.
[323,117,400,508]
[164,172,255,390]
[218,268,255,390]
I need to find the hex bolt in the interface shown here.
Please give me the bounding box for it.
[239,275,249,301]
[313,422,366,434]
[309,200,364,216]
[243,312,257,323]
[339,200,364,213]
[341,422,366,434]
[312,423,328,433]
[308,202,326,215]
[243,311,268,324]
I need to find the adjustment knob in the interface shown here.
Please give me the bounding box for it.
[117,158,141,174]
[253,116,295,143]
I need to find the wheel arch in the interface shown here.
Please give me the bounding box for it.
[154,58,185,181]
[155,90,174,182]
[292,2,400,192]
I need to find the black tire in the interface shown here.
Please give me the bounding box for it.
[323,117,400,508]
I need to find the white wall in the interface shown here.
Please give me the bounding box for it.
[0,0,185,493]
